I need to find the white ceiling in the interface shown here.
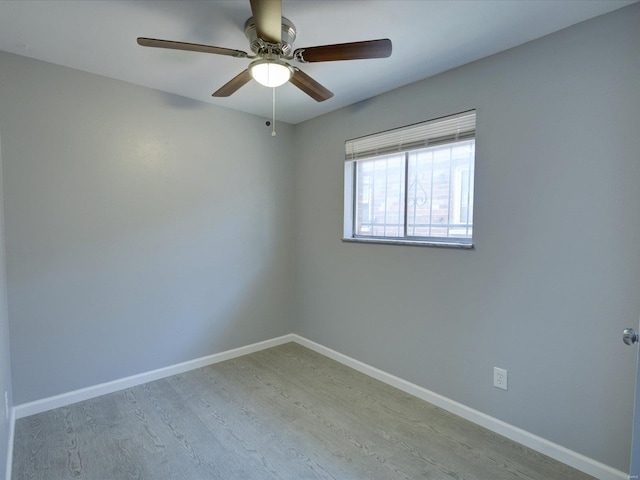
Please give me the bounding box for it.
[0,0,635,124]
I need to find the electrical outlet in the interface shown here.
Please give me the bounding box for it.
[4,390,8,420]
[493,367,508,390]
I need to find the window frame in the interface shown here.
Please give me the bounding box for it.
[342,110,476,249]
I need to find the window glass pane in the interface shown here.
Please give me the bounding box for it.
[405,140,474,240]
[406,149,433,237]
[355,154,405,237]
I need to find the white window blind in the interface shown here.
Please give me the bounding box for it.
[345,110,476,162]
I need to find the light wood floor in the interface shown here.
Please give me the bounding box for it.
[12,343,594,479]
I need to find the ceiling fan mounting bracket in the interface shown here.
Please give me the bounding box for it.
[293,49,307,63]
[244,16,296,56]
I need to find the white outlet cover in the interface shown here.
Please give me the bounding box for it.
[494,367,508,390]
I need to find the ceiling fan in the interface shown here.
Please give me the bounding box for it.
[137,0,392,102]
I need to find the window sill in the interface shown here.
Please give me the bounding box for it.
[342,237,474,250]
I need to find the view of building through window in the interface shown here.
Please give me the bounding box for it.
[355,139,475,241]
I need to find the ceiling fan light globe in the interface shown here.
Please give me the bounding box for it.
[250,60,292,88]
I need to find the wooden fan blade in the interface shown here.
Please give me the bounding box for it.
[137,37,248,58]
[289,68,334,102]
[293,39,392,63]
[250,0,281,44]
[212,70,253,97]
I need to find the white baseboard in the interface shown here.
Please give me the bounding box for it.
[14,334,295,420]
[291,335,628,480]
[12,332,628,480]
[5,406,15,480]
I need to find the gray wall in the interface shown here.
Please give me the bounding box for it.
[293,4,640,472]
[0,133,13,480]
[0,51,295,405]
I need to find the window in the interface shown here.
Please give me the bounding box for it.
[343,110,476,248]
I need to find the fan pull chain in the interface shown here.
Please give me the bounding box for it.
[271,87,277,137]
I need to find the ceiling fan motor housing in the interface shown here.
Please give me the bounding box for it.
[244,16,296,56]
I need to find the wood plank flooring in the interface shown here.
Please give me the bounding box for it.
[12,343,595,479]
